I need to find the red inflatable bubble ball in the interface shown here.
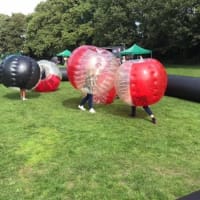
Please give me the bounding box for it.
[67,45,119,104]
[115,58,167,106]
[35,60,62,92]
[93,87,116,104]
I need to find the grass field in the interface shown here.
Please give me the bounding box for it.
[165,64,200,77]
[0,64,200,200]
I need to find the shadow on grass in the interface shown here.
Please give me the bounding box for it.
[62,97,153,123]
[3,90,40,100]
[99,101,149,119]
[102,102,154,124]
[62,97,81,109]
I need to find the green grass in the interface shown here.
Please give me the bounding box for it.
[165,64,200,77]
[0,64,200,200]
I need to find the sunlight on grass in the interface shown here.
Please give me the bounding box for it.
[16,127,61,166]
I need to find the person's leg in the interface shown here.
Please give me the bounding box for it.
[143,106,156,124]
[87,94,93,109]
[78,94,89,111]
[80,94,89,106]
[88,94,96,113]
[20,89,27,100]
[143,106,153,115]
[131,105,136,117]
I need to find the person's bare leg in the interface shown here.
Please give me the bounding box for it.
[20,89,27,100]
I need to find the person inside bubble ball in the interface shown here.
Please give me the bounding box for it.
[131,105,156,124]
[78,64,99,113]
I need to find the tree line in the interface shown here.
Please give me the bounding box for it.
[0,0,199,64]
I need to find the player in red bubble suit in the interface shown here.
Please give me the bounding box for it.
[115,57,167,124]
[67,45,119,113]
[35,60,62,92]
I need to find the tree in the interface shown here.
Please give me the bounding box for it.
[25,0,95,58]
[0,14,10,55]
[0,13,26,56]
[4,0,198,63]
[92,0,138,47]
[60,0,95,47]
[24,0,66,57]
[131,0,200,61]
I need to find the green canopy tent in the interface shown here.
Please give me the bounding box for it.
[56,49,71,57]
[120,44,152,57]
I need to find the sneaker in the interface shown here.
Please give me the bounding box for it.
[78,105,86,111]
[151,117,156,124]
[89,108,96,113]
[22,97,28,101]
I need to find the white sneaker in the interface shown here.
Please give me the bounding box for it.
[78,105,86,111]
[89,108,96,113]
[22,97,28,101]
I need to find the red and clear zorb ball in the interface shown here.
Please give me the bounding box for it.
[115,58,167,106]
[35,60,62,92]
[93,87,116,104]
[67,45,119,104]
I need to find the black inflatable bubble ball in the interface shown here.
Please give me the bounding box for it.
[0,55,40,89]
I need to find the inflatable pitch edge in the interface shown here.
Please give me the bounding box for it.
[165,75,200,102]
[176,189,200,200]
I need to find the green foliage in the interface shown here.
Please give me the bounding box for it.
[0,0,199,62]
[134,0,200,58]
[25,0,67,57]
[61,0,95,47]
[92,0,136,46]
[0,65,200,199]
[25,0,95,57]
[0,13,26,55]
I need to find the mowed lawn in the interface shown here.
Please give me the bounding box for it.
[0,64,200,200]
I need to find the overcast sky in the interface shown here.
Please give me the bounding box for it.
[0,0,44,16]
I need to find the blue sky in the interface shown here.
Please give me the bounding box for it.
[0,0,44,16]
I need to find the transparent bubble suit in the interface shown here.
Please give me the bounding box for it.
[68,45,119,104]
[115,58,167,106]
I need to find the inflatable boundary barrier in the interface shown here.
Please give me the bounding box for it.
[176,190,200,200]
[165,75,200,102]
